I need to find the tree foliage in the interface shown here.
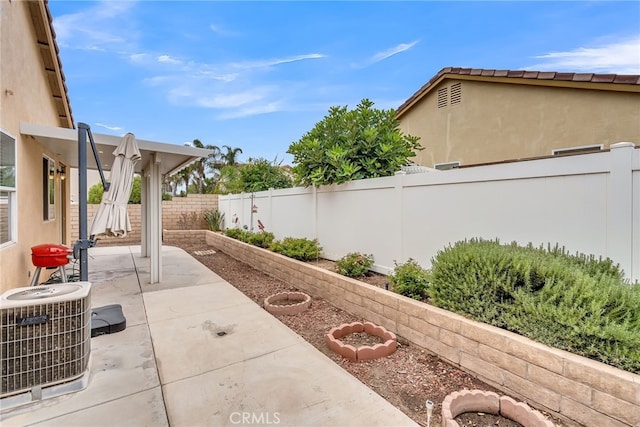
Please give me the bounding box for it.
[287,99,422,186]
[215,158,292,194]
[240,157,293,192]
[88,175,141,204]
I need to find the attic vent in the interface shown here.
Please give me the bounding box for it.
[437,87,448,108]
[450,82,462,104]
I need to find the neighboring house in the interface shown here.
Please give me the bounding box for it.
[0,0,210,292]
[396,67,640,168]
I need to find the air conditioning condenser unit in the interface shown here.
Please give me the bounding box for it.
[0,282,92,409]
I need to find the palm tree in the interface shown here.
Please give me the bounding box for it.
[189,139,220,194]
[222,145,243,166]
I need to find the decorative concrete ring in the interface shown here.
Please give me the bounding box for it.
[325,321,397,362]
[440,390,555,427]
[264,291,311,315]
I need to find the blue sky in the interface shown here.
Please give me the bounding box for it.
[49,1,640,165]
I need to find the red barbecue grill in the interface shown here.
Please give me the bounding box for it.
[30,243,72,286]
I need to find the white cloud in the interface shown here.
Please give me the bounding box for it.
[230,54,326,70]
[95,123,123,132]
[157,55,182,65]
[217,102,282,120]
[196,90,269,109]
[53,1,139,51]
[370,41,419,64]
[532,36,640,74]
[209,24,241,37]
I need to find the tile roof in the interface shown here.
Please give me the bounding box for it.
[396,67,640,117]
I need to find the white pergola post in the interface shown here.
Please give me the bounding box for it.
[149,153,162,283]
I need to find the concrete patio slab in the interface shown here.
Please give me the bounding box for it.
[28,388,167,427]
[143,282,252,323]
[89,270,146,327]
[163,341,415,427]
[148,299,305,384]
[1,324,160,425]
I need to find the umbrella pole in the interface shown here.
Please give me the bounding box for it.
[75,123,110,282]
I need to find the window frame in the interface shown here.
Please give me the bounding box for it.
[43,155,56,221]
[0,129,17,248]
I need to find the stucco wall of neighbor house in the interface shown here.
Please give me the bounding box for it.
[399,79,640,167]
[0,1,71,293]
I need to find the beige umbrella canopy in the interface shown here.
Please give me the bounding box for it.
[90,133,141,237]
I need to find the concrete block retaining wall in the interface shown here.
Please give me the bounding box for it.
[71,194,218,246]
[203,231,640,427]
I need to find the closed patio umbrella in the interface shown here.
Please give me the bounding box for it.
[89,132,141,237]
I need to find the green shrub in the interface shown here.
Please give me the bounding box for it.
[389,258,430,300]
[246,231,275,248]
[224,228,250,242]
[335,252,374,278]
[429,238,640,373]
[269,237,322,261]
[204,209,225,231]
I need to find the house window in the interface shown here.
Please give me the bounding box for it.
[552,144,603,156]
[437,87,448,108]
[43,156,55,221]
[434,161,461,171]
[0,130,16,246]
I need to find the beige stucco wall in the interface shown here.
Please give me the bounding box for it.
[399,79,640,167]
[0,0,71,292]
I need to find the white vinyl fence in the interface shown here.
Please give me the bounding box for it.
[219,142,639,282]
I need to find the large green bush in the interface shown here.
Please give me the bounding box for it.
[269,237,322,261]
[287,99,422,186]
[429,239,640,373]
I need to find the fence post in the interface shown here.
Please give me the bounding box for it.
[394,171,406,269]
[607,142,635,281]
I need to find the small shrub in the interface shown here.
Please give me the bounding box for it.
[204,209,225,231]
[224,228,250,242]
[269,237,322,261]
[246,231,275,248]
[389,258,430,300]
[335,252,374,278]
[177,211,200,230]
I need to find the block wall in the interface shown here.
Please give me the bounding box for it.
[70,194,218,246]
[205,231,640,427]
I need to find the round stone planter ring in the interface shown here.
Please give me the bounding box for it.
[263,291,311,315]
[325,321,397,362]
[441,390,554,427]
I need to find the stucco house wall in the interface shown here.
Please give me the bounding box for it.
[0,0,73,292]
[398,69,640,167]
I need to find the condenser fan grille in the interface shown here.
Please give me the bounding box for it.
[1,292,91,398]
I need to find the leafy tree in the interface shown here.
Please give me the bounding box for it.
[87,175,141,204]
[214,158,293,194]
[287,99,422,186]
[214,165,244,195]
[240,157,293,192]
